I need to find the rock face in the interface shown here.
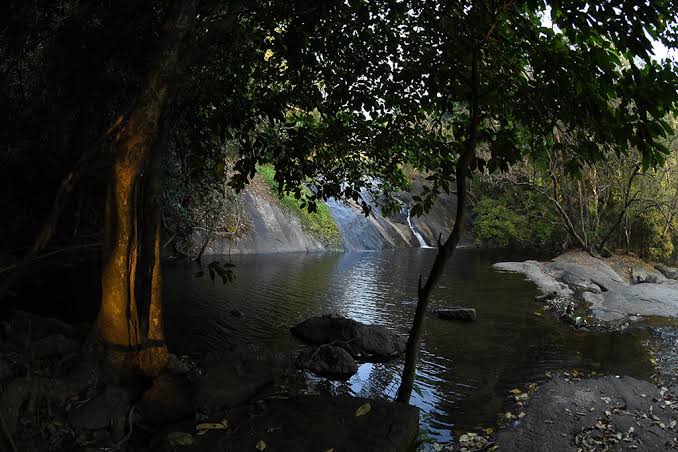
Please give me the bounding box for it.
[437,308,477,322]
[545,261,624,292]
[493,261,573,297]
[496,376,677,452]
[201,176,460,254]
[656,263,678,280]
[495,253,678,324]
[296,345,358,377]
[584,283,678,322]
[631,266,666,284]
[291,314,407,359]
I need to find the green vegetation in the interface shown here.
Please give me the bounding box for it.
[257,165,341,248]
[473,194,560,250]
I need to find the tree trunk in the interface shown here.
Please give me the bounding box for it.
[396,46,480,404]
[96,2,195,377]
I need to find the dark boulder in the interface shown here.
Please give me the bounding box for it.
[69,386,131,430]
[191,346,288,414]
[137,374,194,426]
[296,345,358,377]
[437,308,477,322]
[291,314,406,359]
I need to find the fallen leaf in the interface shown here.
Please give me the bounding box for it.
[167,432,195,446]
[256,440,267,451]
[355,403,371,417]
[196,422,227,431]
[510,388,522,395]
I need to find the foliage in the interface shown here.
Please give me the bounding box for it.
[632,210,675,262]
[162,135,248,257]
[473,193,560,250]
[257,165,341,248]
[474,198,527,248]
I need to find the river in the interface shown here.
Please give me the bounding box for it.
[163,248,655,442]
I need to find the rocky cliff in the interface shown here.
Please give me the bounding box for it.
[201,177,464,255]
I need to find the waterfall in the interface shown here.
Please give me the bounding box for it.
[407,210,432,248]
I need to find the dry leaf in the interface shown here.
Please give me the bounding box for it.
[167,432,195,446]
[196,422,227,431]
[256,440,267,450]
[355,403,371,417]
[510,388,522,395]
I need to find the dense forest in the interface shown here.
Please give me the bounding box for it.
[1,1,677,451]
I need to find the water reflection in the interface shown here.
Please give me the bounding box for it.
[163,248,654,441]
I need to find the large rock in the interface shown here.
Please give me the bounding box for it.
[584,283,678,322]
[69,386,131,430]
[137,374,194,426]
[492,261,573,297]
[656,263,678,280]
[437,308,476,322]
[544,261,625,292]
[631,266,666,284]
[191,346,287,414]
[296,345,358,377]
[291,314,406,359]
[496,376,677,451]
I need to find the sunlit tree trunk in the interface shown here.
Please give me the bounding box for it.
[96,2,195,377]
[97,80,168,375]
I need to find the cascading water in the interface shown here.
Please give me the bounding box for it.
[407,209,433,248]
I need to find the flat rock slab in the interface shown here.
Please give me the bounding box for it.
[493,261,573,297]
[157,395,419,452]
[496,376,678,451]
[495,257,678,322]
[291,314,406,359]
[584,283,678,322]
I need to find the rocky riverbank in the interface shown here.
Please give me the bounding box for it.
[494,250,678,329]
[437,251,678,452]
[0,311,418,452]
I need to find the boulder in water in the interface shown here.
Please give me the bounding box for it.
[437,308,477,322]
[291,314,406,359]
[296,345,358,377]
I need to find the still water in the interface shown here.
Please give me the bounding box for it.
[163,248,654,441]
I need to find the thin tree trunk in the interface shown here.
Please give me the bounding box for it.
[396,46,480,404]
[598,163,640,251]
